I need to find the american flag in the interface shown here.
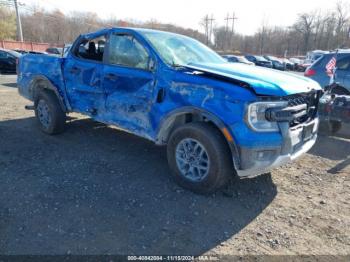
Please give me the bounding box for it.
[326,56,336,77]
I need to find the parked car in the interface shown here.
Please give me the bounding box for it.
[280,58,294,70]
[304,51,350,94]
[244,55,272,68]
[17,28,322,194]
[264,55,285,70]
[62,44,72,57]
[305,53,350,135]
[14,49,28,54]
[0,48,21,74]
[289,57,304,71]
[28,51,47,55]
[305,50,329,64]
[46,47,63,55]
[300,61,313,72]
[222,55,254,65]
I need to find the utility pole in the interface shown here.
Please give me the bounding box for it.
[202,14,215,45]
[204,14,209,45]
[208,14,215,46]
[14,0,23,42]
[224,12,238,51]
[230,12,237,42]
[224,13,229,50]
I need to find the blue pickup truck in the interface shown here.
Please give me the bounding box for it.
[17,28,322,194]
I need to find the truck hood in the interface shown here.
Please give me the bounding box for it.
[185,62,322,96]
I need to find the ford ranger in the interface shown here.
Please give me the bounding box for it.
[17,28,322,194]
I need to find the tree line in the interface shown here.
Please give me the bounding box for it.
[0,6,206,46]
[213,1,350,56]
[0,1,350,57]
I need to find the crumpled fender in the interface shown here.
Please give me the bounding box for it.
[156,106,241,168]
[28,74,71,112]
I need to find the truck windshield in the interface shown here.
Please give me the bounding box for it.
[141,31,225,67]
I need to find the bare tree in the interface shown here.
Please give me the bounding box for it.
[1,2,350,56]
[0,7,16,40]
[334,0,350,47]
[293,12,316,53]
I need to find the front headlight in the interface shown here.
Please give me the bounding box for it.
[246,101,288,132]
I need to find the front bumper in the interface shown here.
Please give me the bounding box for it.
[236,117,319,178]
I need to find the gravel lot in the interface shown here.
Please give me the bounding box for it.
[0,74,349,257]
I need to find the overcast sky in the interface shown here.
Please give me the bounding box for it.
[23,0,339,35]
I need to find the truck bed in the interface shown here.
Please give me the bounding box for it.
[17,54,66,102]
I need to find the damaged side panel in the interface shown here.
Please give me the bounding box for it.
[96,65,156,140]
[151,68,257,138]
[63,56,105,114]
[17,38,257,147]
[17,54,69,110]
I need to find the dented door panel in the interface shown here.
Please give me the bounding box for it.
[63,57,105,114]
[101,65,155,137]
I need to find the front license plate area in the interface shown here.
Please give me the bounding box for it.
[303,123,314,141]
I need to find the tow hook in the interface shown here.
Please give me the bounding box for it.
[25,105,35,110]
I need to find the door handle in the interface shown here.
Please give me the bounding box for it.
[70,66,80,74]
[105,73,118,81]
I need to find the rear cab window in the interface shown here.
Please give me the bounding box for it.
[74,35,106,62]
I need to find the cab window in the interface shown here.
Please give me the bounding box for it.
[74,35,106,62]
[108,34,149,70]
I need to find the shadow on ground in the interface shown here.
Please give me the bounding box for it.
[0,74,17,88]
[0,117,276,255]
[309,123,350,174]
[0,82,17,88]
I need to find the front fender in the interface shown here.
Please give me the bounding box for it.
[155,106,241,168]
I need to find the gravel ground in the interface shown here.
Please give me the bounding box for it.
[0,75,349,257]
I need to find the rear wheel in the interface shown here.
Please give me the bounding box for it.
[34,90,66,135]
[167,122,233,194]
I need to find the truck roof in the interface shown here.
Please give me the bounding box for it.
[81,27,187,39]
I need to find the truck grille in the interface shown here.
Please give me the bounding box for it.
[282,91,321,127]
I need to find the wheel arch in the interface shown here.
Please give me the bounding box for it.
[155,106,240,168]
[29,75,70,112]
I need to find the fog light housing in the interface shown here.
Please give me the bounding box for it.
[256,150,276,161]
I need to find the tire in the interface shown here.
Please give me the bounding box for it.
[34,90,66,135]
[167,122,233,194]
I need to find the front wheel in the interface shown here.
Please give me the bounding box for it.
[167,122,233,194]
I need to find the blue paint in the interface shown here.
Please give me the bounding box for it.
[17,27,322,172]
[185,62,322,96]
